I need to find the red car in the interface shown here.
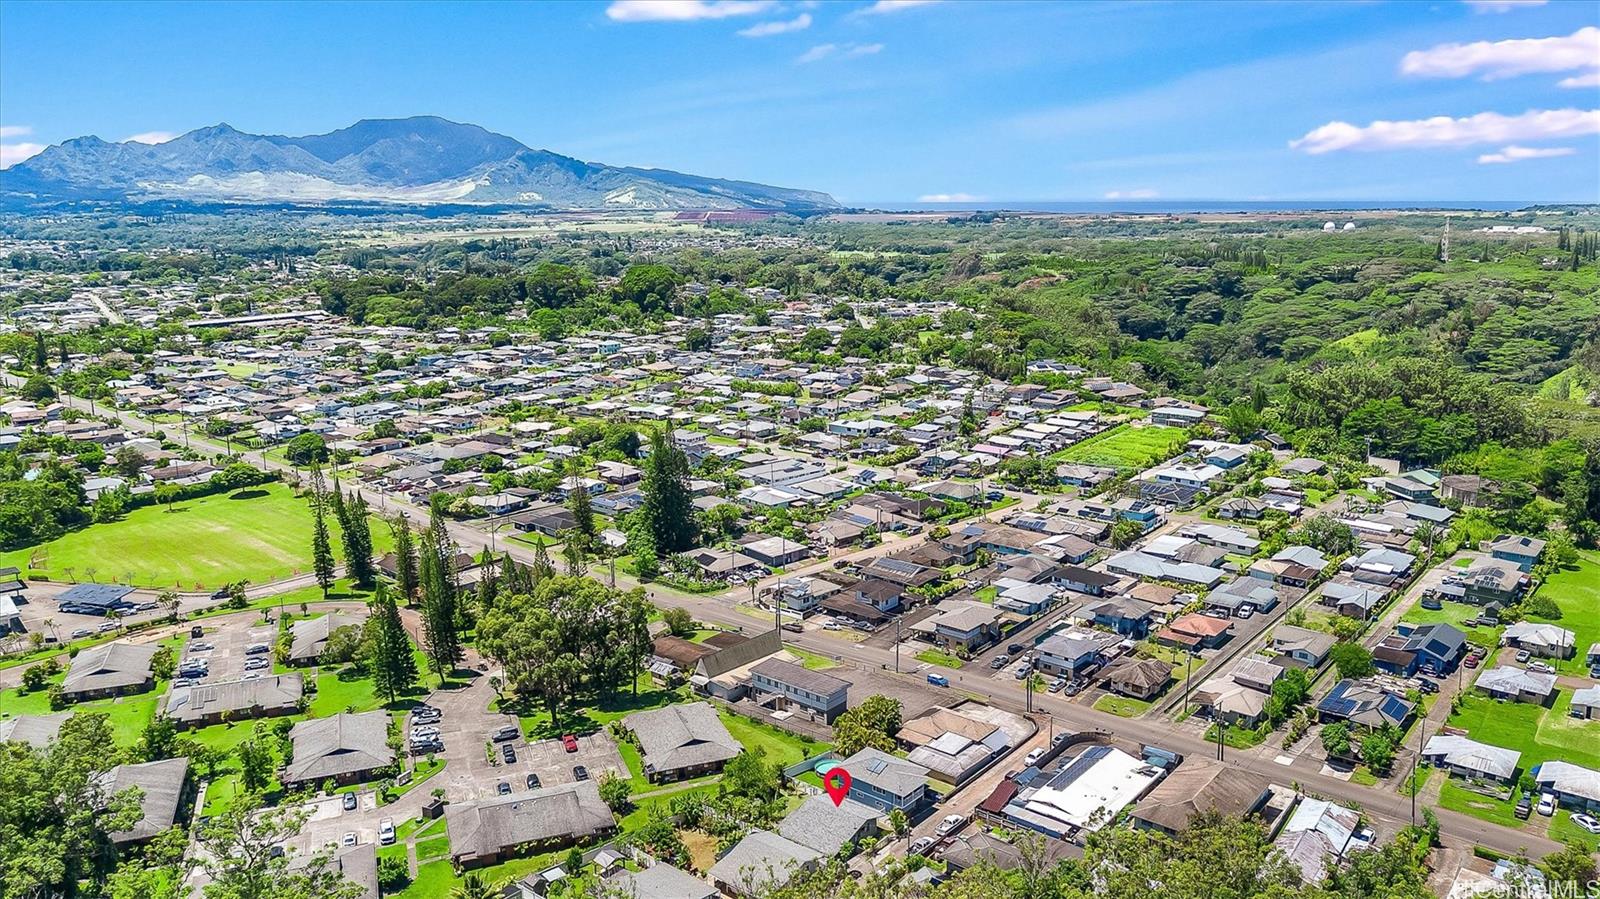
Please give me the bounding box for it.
[1464,655,1480,668]
[561,734,579,753]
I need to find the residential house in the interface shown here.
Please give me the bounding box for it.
[1473,666,1557,705]
[100,758,191,845]
[282,711,394,787]
[1034,629,1119,677]
[749,659,850,723]
[1316,680,1414,730]
[1487,534,1546,572]
[61,641,157,702]
[1155,614,1232,651]
[777,794,880,855]
[1270,626,1336,669]
[1130,761,1272,835]
[1422,735,1522,784]
[841,746,930,813]
[1103,658,1172,700]
[1571,686,1600,720]
[1501,622,1576,659]
[1373,623,1465,676]
[1082,596,1157,638]
[911,600,1005,653]
[1273,799,1363,885]
[288,612,368,666]
[623,701,741,783]
[708,829,820,897]
[445,781,616,868]
[163,675,304,729]
[603,864,718,899]
[1534,761,1600,813]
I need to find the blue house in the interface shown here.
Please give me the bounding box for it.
[1374,622,1466,677]
[1487,534,1546,573]
[841,747,930,813]
[1085,596,1157,639]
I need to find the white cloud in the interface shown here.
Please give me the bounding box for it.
[605,0,774,22]
[1560,72,1600,89]
[124,131,179,145]
[1400,27,1599,81]
[1462,0,1547,12]
[737,12,810,36]
[1103,188,1159,199]
[1290,108,1600,154]
[917,192,983,202]
[0,142,46,169]
[0,125,32,139]
[856,0,938,14]
[1477,144,1577,163]
[797,41,882,63]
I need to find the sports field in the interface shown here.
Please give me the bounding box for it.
[0,483,393,590]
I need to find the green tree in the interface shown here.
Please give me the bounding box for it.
[236,728,275,793]
[197,795,362,899]
[418,506,463,683]
[832,695,902,757]
[638,428,698,553]
[723,748,781,801]
[567,459,596,546]
[613,263,680,313]
[1329,642,1375,680]
[285,433,329,467]
[339,490,377,587]
[597,771,632,812]
[1542,839,1598,891]
[389,514,420,601]
[308,467,336,599]
[154,483,181,513]
[661,606,695,638]
[365,585,418,705]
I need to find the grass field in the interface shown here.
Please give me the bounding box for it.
[0,484,394,590]
[1400,601,1503,650]
[1093,695,1153,718]
[718,709,827,766]
[1446,692,1600,775]
[916,649,963,669]
[1054,424,1185,471]
[0,634,183,743]
[1525,552,1600,676]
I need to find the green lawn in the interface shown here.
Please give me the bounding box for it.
[1437,777,1522,830]
[1400,601,1502,650]
[502,677,689,741]
[1053,424,1186,471]
[0,484,394,590]
[1093,695,1153,718]
[784,645,840,671]
[718,709,827,766]
[916,649,964,669]
[1548,809,1600,849]
[1446,693,1600,773]
[415,835,451,862]
[1526,552,1600,676]
[1,636,184,743]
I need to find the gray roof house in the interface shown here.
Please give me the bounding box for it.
[163,674,304,729]
[1422,734,1522,783]
[283,711,394,786]
[100,757,190,844]
[777,794,880,855]
[446,780,616,868]
[709,829,821,897]
[604,863,718,899]
[61,641,159,701]
[0,712,71,747]
[622,701,741,783]
[288,612,368,665]
[841,746,930,812]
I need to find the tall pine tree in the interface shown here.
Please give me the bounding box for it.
[389,514,419,602]
[340,491,377,587]
[366,585,417,704]
[418,507,462,684]
[308,466,336,599]
[638,427,697,554]
[567,457,596,547]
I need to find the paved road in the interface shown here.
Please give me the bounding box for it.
[19,381,1567,862]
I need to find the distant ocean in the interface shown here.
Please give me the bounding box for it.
[851,200,1544,214]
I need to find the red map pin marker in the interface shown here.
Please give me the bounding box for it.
[823,767,852,807]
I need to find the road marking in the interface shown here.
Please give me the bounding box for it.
[1274,755,1294,766]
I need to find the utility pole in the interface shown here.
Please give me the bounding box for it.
[1183,650,1194,715]
[894,616,901,673]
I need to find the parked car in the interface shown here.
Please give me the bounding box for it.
[1572,813,1600,834]
[1528,660,1554,674]
[1024,747,1046,767]
[502,745,517,764]
[1416,679,1438,694]
[526,773,541,790]
[69,628,91,639]
[97,622,119,633]
[934,814,967,837]
[1007,643,1026,655]
[1013,665,1031,680]
[1464,655,1480,668]
[990,654,1010,669]
[491,725,519,743]
[378,818,395,846]
[909,836,937,855]
[1049,677,1068,693]
[496,782,512,795]
[574,765,589,781]
[190,625,205,638]
[1515,794,1532,819]
[245,643,270,655]
[1515,649,1532,663]
[1538,793,1557,816]
[340,832,357,847]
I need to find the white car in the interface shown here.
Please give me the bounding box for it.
[340,832,357,847]
[935,814,967,837]
[1572,813,1600,834]
[378,818,396,845]
[1024,747,1047,767]
[1527,660,1554,674]
[1537,793,1557,817]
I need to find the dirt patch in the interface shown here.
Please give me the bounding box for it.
[681,829,719,873]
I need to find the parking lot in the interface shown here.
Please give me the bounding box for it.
[181,616,274,684]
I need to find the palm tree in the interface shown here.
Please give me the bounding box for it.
[450,873,497,899]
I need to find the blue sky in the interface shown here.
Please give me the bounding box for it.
[1,0,1596,203]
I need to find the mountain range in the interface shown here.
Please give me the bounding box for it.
[0,116,839,211]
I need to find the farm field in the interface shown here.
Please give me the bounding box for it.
[0,483,394,590]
